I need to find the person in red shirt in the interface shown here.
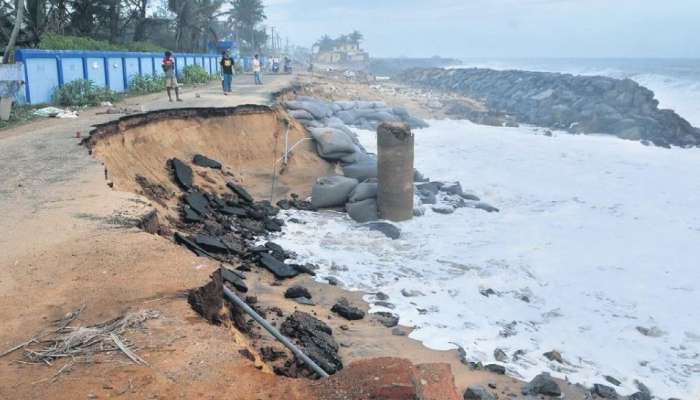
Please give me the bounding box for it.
[161,51,182,102]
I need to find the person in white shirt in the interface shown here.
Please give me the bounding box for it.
[253,54,263,85]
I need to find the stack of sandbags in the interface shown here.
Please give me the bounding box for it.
[309,127,357,161]
[284,97,428,132]
[342,156,378,182]
[311,176,359,210]
[345,179,379,223]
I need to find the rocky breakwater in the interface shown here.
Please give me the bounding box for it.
[399,68,700,147]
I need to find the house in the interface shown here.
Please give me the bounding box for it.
[314,41,369,65]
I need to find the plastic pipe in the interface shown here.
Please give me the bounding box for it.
[222,285,330,378]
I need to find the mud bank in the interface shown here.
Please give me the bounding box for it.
[85,105,334,208]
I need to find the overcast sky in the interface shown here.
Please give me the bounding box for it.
[263,0,699,58]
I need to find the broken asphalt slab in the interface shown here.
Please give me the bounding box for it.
[259,253,301,279]
[174,232,214,258]
[220,267,248,293]
[170,158,193,190]
[227,182,254,203]
[193,154,222,169]
[184,192,210,216]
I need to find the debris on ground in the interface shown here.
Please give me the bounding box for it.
[285,286,312,300]
[96,105,143,115]
[33,107,78,119]
[279,311,343,376]
[188,270,227,324]
[135,174,172,206]
[0,306,159,370]
[372,312,399,328]
[193,154,223,169]
[331,298,366,321]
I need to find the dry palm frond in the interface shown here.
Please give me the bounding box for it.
[2,308,160,367]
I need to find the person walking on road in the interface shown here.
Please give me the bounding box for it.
[161,51,182,102]
[220,51,234,95]
[253,54,263,85]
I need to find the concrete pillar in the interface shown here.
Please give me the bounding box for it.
[377,122,414,222]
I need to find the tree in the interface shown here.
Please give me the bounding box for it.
[3,0,25,63]
[315,34,334,52]
[106,0,121,41]
[227,0,265,52]
[0,0,227,53]
[47,0,69,34]
[128,0,149,42]
[66,0,110,37]
[168,0,223,52]
[314,31,364,53]
[349,30,363,45]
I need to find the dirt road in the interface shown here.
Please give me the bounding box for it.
[0,75,307,399]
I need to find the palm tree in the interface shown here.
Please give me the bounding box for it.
[227,0,265,52]
[349,30,363,46]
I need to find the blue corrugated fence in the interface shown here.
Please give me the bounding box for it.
[15,49,222,105]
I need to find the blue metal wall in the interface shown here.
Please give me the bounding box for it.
[15,49,220,105]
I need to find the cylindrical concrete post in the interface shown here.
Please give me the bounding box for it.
[377,122,414,222]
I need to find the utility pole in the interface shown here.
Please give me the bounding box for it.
[270,26,275,53]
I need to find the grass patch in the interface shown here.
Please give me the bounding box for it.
[52,80,122,107]
[127,75,167,96]
[180,65,217,85]
[0,104,40,130]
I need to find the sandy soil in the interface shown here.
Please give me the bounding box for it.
[0,75,320,399]
[0,72,591,399]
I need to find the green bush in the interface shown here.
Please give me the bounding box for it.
[38,33,164,53]
[127,74,166,95]
[52,79,122,107]
[181,65,215,85]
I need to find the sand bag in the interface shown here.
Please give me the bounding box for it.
[311,176,359,209]
[285,100,333,119]
[348,179,378,203]
[342,157,378,182]
[340,145,372,164]
[322,116,346,127]
[310,127,357,160]
[335,110,359,125]
[289,109,314,120]
[334,101,358,111]
[346,198,379,223]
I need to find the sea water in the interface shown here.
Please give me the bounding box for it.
[274,59,700,398]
